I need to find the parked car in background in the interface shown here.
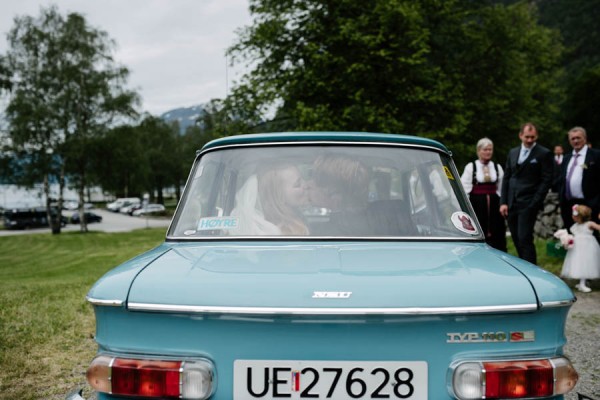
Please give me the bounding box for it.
[132,203,165,216]
[106,197,140,212]
[62,200,80,210]
[2,207,67,229]
[119,203,142,215]
[70,211,102,224]
[63,200,94,211]
[72,132,579,400]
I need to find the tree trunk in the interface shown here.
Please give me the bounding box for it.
[57,161,65,231]
[78,170,88,233]
[44,174,61,235]
[157,185,164,204]
[176,181,181,202]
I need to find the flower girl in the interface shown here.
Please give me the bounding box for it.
[560,204,600,293]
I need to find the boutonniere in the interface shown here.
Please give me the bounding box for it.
[582,163,588,169]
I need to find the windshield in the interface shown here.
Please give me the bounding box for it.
[168,144,480,239]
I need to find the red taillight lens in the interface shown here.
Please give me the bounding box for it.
[111,359,181,398]
[86,355,215,399]
[451,357,578,399]
[484,360,553,398]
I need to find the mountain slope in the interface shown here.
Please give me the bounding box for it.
[160,105,204,134]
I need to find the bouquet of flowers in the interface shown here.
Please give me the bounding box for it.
[553,229,574,250]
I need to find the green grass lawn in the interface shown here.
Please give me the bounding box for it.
[0,229,165,400]
[511,238,563,276]
[0,232,570,399]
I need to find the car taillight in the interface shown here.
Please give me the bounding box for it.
[86,355,215,399]
[451,357,578,399]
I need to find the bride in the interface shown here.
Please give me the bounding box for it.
[230,162,309,236]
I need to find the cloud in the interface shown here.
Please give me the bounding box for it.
[0,0,252,115]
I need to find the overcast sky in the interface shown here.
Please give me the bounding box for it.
[0,0,252,115]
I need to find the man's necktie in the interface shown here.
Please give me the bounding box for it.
[518,148,530,164]
[565,153,580,200]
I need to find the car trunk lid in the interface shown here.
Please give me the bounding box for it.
[126,242,538,313]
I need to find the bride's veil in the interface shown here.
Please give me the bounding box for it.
[230,175,280,235]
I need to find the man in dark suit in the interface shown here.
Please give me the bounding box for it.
[559,127,600,239]
[551,145,564,192]
[500,122,553,264]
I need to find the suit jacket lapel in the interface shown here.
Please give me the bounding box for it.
[524,145,537,163]
[584,151,592,165]
[561,153,571,176]
[515,146,534,174]
[511,148,520,170]
[582,151,592,182]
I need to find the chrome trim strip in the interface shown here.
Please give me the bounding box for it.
[540,299,576,308]
[86,297,124,307]
[199,140,450,157]
[166,235,484,242]
[127,302,538,315]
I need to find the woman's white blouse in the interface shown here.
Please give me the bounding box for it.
[460,160,504,196]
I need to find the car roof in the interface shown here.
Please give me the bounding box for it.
[201,132,450,154]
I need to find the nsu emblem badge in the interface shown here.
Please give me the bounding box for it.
[312,291,353,299]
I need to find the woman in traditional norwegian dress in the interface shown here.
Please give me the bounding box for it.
[461,138,507,251]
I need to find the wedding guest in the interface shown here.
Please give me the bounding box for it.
[461,138,506,251]
[500,122,553,264]
[558,127,600,243]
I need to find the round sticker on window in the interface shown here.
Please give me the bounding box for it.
[451,212,478,234]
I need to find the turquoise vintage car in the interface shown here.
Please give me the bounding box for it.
[71,132,579,400]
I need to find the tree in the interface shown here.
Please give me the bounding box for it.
[494,0,600,146]
[3,7,67,232]
[228,0,564,167]
[136,116,179,204]
[536,0,600,145]
[198,98,258,137]
[2,6,139,232]
[563,65,600,145]
[90,124,148,198]
[0,57,11,91]
[175,121,219,200]
[57,11,138,232]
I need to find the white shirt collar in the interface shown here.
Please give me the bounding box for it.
[572,145,588,158]
[521,143,536,152]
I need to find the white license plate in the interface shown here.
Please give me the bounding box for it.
[234,360,427,399]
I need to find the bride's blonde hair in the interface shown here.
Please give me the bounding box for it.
[258,163,309,235]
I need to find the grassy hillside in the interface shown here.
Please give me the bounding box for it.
[0,229,165,399]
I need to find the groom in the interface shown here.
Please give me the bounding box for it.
[500,122,553,264]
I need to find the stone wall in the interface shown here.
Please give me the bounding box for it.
[534,192,563,239]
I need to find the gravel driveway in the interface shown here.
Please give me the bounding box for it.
[564,289,600,399]
[0,208,171,236]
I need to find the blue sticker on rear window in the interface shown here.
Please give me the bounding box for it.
[197,217,239,230]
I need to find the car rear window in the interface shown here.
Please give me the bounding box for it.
[168,144,480,239]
